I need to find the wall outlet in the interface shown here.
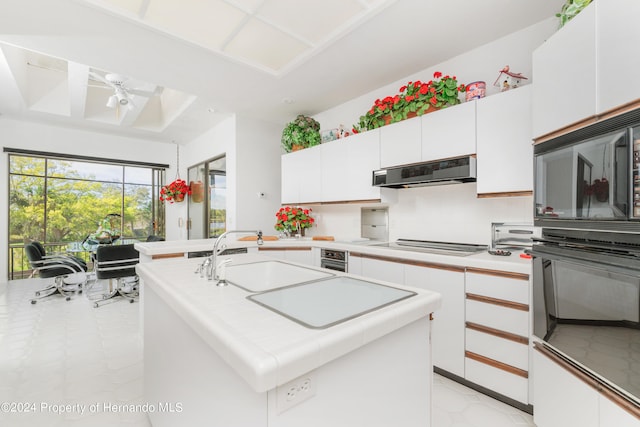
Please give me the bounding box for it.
[276,371,317,414]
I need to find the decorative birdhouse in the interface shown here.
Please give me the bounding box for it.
[493,65,528,92]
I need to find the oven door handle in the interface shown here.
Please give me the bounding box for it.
[531,244,640,276]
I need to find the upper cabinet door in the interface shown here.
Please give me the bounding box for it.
[281,145,322,204]
[597,0,640,114]
[532,4,596,139]
[476,86,533,196]
[321,130,381,202]
[379,117,421,167]
[421,101,476,162]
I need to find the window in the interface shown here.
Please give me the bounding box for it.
[8,153,165,279]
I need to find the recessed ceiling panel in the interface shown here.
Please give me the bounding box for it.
[144,0,247,51]
[226,0,266,14]
[258,0,364,44]
[96,0,145,15]
[224,17,309,72]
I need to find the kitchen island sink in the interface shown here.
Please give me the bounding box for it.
[225,260,333,292]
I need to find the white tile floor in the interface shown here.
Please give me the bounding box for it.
[0,278,536,426]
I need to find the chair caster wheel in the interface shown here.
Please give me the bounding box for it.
[35,291,41,296]
[31,300,37,304]
[66,296,71,301]
[78,290,83,294]
[129,299,134,303]
[93,303,99,308]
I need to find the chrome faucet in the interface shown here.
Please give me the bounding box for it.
[207,230,263,285]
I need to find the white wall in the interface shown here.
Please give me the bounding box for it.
[182,115,282,238]
[314,17,556,132]
[0,116,175,279]
[307,18,556,243]
[235,115,282,234]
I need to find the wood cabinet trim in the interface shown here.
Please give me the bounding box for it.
[533,98,640,145]
[465,351,528,378]
[466,267,529,281]
[258,247,312,252]
[534,342,640,419]
[477,191,533,199]
[281,199,382,206]
[466,322,529,345]
[151,253,184,260]
[349,252,465,273]
[466,293,529,312]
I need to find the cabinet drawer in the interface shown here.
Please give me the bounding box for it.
[465,356,528,404]
[466,270,529,304]
[465,327,528,371]
[465,298,529,337]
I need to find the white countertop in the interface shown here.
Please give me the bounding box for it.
[136,254,442,393]
[135,237,532,274]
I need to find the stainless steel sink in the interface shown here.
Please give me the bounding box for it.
[225,260,334,292]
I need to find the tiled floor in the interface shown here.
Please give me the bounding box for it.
[0,278,536,426]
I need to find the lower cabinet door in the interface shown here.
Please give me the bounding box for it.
[465,356,529,404]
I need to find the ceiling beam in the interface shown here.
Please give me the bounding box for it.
[68,62,89,119]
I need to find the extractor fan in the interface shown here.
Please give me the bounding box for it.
[88,72,161,109]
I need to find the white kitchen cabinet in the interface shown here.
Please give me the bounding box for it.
[533,348,599,427]
[476,86,533,195]
[258,247,313,266]
[597,0,640,114]
[380,116,421,167]
[281,145,322,204]
[532,3,596,139]
[599,394,640,427]
[405,263,465,378]
[421,101,476,161]
[360,257,404,284]
[464,270,531,405]
[321,130,381,202]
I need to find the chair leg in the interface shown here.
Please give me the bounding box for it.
[92,276,139,308]
[31,275,84,304]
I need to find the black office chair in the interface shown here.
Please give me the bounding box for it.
[25,241,88,304]
[90,244,140,308]
[146,235,165,242]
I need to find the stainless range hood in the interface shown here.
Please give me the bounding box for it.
[372,156,476,188]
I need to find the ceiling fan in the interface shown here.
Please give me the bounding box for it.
[88,72,161,109]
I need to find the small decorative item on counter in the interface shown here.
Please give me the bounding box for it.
[465,81,486,101]
[160,179,191,203]
[281,115,321,153]
[337,124,350,139]
[274,206,314,237]
[354,71,466,131]
[493,66,528,92]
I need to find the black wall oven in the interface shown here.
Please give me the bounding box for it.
[534,108,640,233]
[532,108,640,410]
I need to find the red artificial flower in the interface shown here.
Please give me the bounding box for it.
[419,85,429,95]
[405,95,414,102]
[399,85,407,92]
[433,71,442,79]
[430,87,436,94]
[430,96,437,105]
[303,209,310,215]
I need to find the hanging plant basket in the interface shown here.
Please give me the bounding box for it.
[160,179,191,204]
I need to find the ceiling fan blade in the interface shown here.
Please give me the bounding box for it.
[88,71,113,87]
[86,84,112,90]
[126,88,160,97]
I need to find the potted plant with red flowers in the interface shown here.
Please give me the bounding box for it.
[585,178,609,202]
[160,179,191,203]
[354,71,466,132]
[274,206,314,236]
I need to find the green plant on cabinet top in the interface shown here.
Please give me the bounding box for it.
[281,115,321,153]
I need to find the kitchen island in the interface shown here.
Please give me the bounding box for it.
[136,254,441,427]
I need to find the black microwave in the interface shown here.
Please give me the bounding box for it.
[534,109,640,233]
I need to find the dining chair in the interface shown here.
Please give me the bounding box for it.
[90,244,140,308]
[25,241,88,304]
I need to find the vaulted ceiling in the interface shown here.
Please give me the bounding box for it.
[0,0,565,144]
